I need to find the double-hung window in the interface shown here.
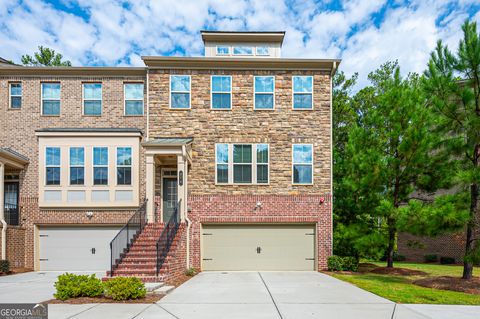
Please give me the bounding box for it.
[117,147,132,185]
[293,76,313,109]
[170,75,191,109]
[233,144,252,183]
[124,83,144,115]
[256,144,269,183]
[93,147,108,185]
[216,144,269,184]
[211,76,232,109]
[83,83,102,115]
[215,144,229,184]
[46,147,61,185]
[42,83,61,115]
[69,147,85,185]
[254,76,274,109]
[292,144,313,184]
[9,83,22,109]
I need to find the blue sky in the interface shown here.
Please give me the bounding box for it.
[1,0,479,87]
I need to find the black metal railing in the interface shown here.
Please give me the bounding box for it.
[110,200,147,276]
[4,203,19,226]
[156,199,181,275]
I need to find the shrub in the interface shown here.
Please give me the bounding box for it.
[185,267,198,276]
[424,254,439,263]
[103,277,146,301]
[342,257,359,272]
[0,260,10,273]
[327,255,344,271]
[440,256,456,265]
[54,273,103,300]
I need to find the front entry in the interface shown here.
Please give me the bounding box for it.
[162,176,178,222]
[4,181,19,225]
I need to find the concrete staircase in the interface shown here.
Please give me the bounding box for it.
[105,222,184,283]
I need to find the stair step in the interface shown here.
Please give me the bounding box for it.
[154,285,175,294]
[145,282,165,292]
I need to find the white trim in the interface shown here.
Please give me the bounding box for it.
[92,146,109,186]
[169,75,191,109]
[8,82,22,109]
[253,76,275,110]
[210,75,232,110]
[255,144,270,184]
[215,143,229,184]
[292,76,314,110]
[115,146,132,186]
[292,143,314,185]
[45,146,61,186]
[82,83,102,116]
[68,147,85,186]
[41,82,61,116]
[123,82,145,116]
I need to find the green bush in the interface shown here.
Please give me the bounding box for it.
[440,256,456,264]
[424,254,439,263]
[103,277,146,301]
[342,257,359,272]
[54,273,103,300]
[328,255,359,271]
[0,260,10,273]
[185,267,198,276]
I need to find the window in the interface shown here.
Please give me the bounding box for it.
[124,83,144,115]
[46,147,60,185]
[254,76,274,109]
[256,46,269,56]
[211,76,232,109]
[69,147,84,185]
[117,147,132,185]
[93,147,108,185]
[42,83,60,115]
[233,144,252,183]
[9,83,22,109]
[233,46,253,55]
[256,144,269,183]
[216,46,230,55]
[293,76,313,109]
[83,83,102,115]
[216,144,228,184]
[170,75,191,109]
[292,144,313,184]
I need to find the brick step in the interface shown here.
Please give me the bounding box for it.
[122,255,174,263]
[111,269,157,276]
[124,251,157,258]
[103,274,165,283]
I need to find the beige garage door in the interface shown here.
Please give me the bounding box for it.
[202,224,315,271]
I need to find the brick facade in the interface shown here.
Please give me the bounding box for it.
[0,226,25,268]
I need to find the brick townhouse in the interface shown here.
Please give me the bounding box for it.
[0,31,339,281]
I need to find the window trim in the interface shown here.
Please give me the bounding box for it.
[292,76,314,110]
[45,146,61,186]
[210,75,232,110]
[123,82,145,116]
[215,144,229,184]
[8,82,22,109]
[115,146,132,186]
[216,46,230,56]
[169,75,191,109]
[41,82,61,116]
[69,147,85,186]
[93,146,109,186]
[82,82,102,116]
[256,46,270,56]
[253,76,275,110]
[292,143,314,185]
[232,46,253,56]
[256,144,270,184]
[232,144,253,184]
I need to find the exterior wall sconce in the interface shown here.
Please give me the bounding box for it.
[254,202,262,210]
[86,211,94,219]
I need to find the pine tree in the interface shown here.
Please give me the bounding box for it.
[21,46,72,67]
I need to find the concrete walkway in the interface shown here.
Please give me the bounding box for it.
[1,271,479,318]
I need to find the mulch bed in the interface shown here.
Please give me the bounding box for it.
[369,267,428,276]
[413,276,480,295]
[44,293,164,304]
[167,273,195,287]
[0,268,33,276]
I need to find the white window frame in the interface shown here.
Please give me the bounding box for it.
[292,144,314,185]
[83,83,102,116]
[93,146,109,186]
[255,144,270,184]
[216,46,230,56]
[211,75,232,110]
[215,143,269,185]
[256,46,270,56]
[69,147,85,186]
[41,82,61,116]
[116,146,132,186]
[123,83,144,116]
[292,76,314,110]
[9,82,22,109]
[233,46,253,56]
[169,75,191,109]
[253,76,275,110]
[215,144,229,184]
[45,146,61,186]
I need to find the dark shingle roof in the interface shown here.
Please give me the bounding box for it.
[0,147,29,163]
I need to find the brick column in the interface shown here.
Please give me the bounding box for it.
[0,162,5,260]
[145,154,155,222]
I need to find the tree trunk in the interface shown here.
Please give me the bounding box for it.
[464,145,479,280]
[387,218,396,268]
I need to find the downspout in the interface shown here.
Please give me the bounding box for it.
[182,145,192,269]
[0,162,6,260]
[146,67,150,141]
[329,62,336,257]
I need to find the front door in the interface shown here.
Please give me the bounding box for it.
[162,177,178,222]
[4,182,19,225]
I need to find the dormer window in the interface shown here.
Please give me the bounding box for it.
[233,46,253,55]
[256,46,269,56]
[216,46,230,55]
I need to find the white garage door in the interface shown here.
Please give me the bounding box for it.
[202,224,316,271]
[39,226,121,271]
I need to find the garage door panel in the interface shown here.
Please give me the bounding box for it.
[202,225,315,271]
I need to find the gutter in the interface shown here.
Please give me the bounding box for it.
[0,163,6,260]
[181,145,192,269]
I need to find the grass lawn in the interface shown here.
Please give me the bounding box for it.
[330,262,480,305]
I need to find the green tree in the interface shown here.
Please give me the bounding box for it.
[423,20,480,279]
[21,46,72,66]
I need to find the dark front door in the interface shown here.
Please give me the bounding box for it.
[162,177,178,222]
[4,182,19,225]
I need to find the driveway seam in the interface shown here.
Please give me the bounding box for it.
[258,272,283,319]
[390,304,396,319]
[67,303,100,319]
[156,304,181,319]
